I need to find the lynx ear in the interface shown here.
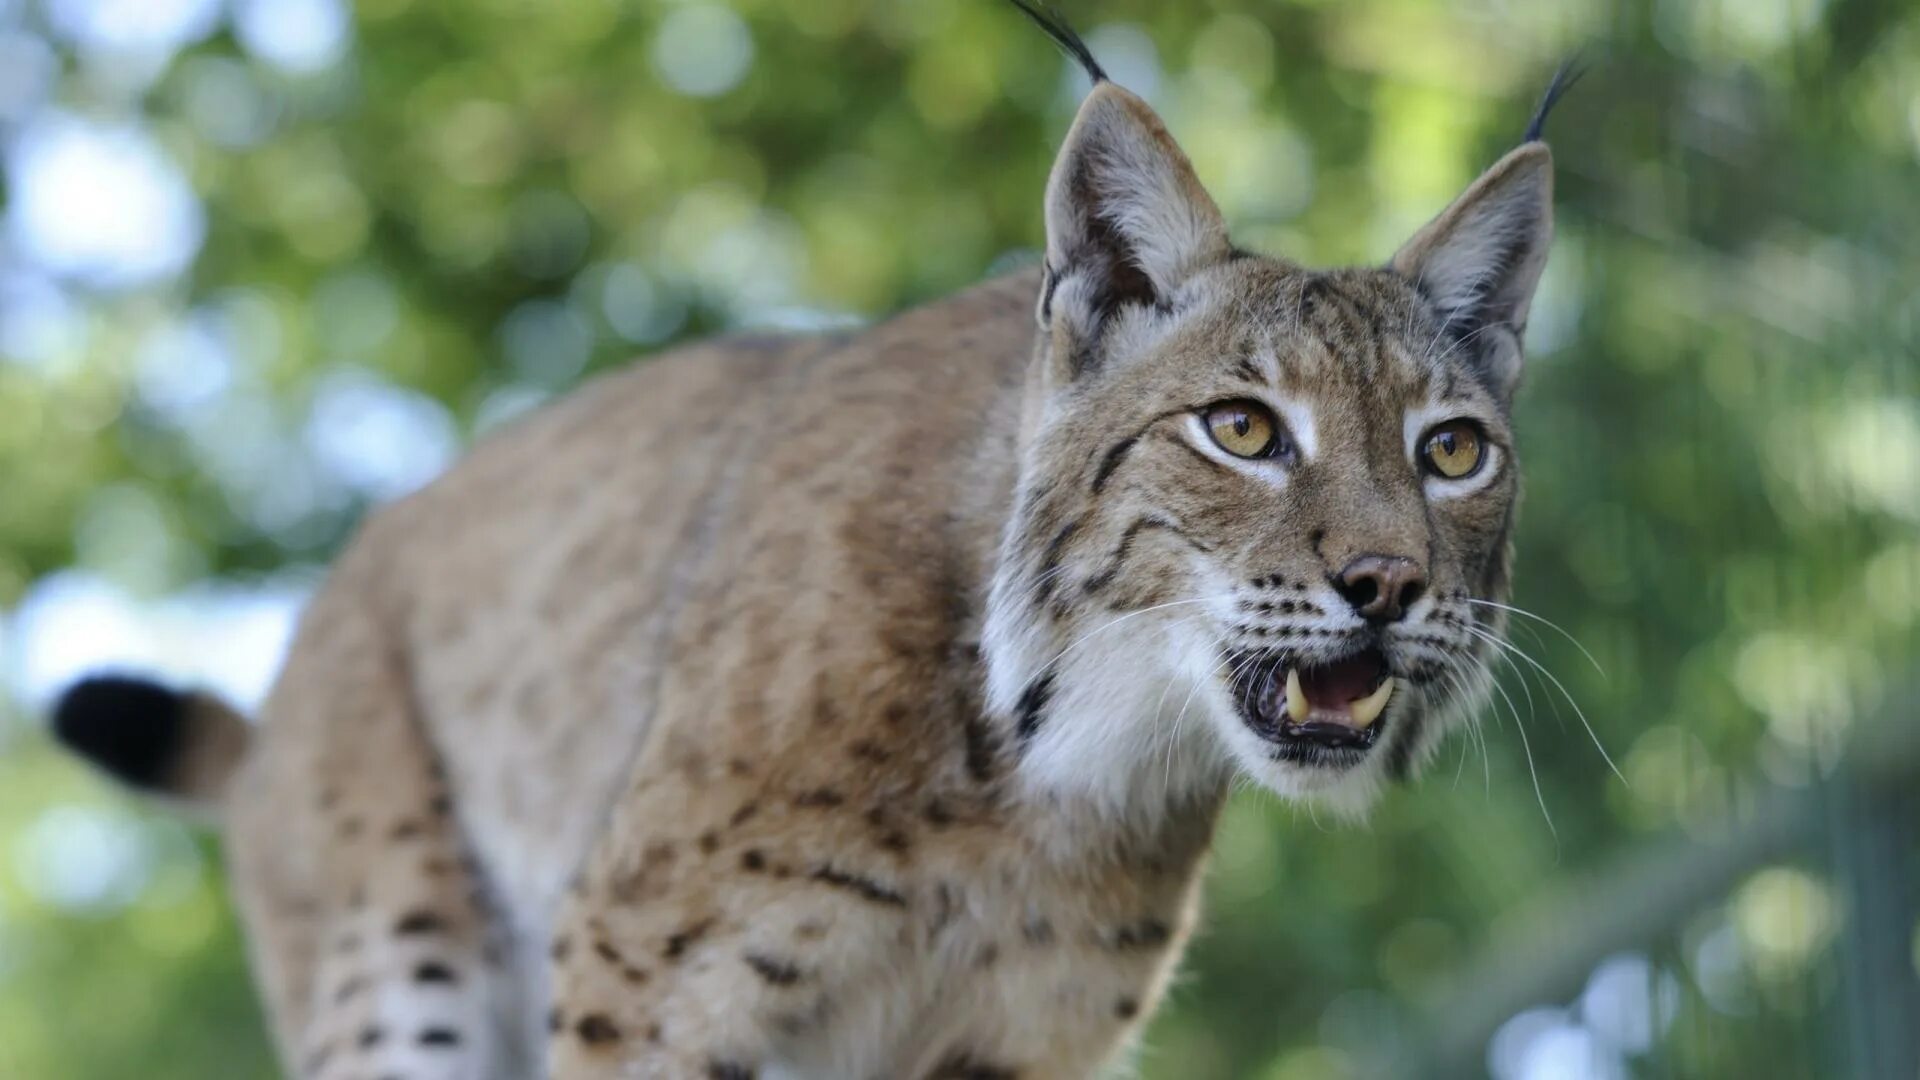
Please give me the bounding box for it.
[1393,144,1553,396]
[1040,83,1230,375]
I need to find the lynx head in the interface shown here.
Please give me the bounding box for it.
[985,12,1563,822]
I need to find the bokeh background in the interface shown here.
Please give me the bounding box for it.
[2,0,1917,1077]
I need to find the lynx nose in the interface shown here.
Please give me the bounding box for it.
[1333,556,1426,624]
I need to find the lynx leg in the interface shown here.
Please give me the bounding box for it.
[540,768,913,1080]
[225,584,523,1080]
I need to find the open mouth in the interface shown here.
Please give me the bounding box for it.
[1237,647,1395,760]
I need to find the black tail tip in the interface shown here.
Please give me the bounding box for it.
[51,674,188,790]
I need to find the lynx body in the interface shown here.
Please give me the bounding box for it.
[54,12,1563,1077]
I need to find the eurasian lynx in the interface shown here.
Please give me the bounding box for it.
[55,5,1566,1077]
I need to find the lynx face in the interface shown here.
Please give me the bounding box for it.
[987,83,1552,817]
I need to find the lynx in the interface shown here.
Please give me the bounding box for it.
[54,5,1567,1077]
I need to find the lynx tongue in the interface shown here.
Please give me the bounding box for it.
[1282,650,1393,729]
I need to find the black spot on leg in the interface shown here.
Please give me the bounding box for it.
[388,819,423,841]
[740,849,766,872]
[417,1027,462,1047]
[793,788,845,809]
[413,960,458,985]
[708,1063,755,1080]
[1115,997,1141,1019]
[744,953,804,986]
[575,1013,622,1045]
[357,1025,386,1049]
[663,918,717,960]
[394,909,446,936]
[594,940,624,965]
[809,864,907,907]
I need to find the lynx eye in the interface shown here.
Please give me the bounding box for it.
[1421,419,1485,479]
[1203,400,1284,459]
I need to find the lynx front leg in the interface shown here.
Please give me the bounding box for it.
[542,783,917,1079]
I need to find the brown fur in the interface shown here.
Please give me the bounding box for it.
[70,74,1554,1079]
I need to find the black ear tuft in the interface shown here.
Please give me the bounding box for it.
[1523,57,1585,144]
[1004,0,1108,86]
[52,675,189,790]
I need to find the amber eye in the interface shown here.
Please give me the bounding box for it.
[1203,400,1285,459]
[1421,420,1486,479]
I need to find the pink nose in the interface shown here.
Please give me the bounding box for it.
[1334,556,1426,623]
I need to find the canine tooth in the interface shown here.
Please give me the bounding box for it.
[1284,669,1309,724]
[1350,678,1394,729]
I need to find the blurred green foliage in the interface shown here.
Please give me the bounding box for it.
[2,0,1917,1077]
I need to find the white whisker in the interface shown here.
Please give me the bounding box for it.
[1437,666,1492,798]
[1461,597,1607,681]
[1503,681,1556,843]
[1478,664,1555,838]
[1460,623,1626,788]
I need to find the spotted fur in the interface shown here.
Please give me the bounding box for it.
[52,14,1561,1079]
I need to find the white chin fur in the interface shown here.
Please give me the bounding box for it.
[986,559,1481,832]
[1010,618,1232,828]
